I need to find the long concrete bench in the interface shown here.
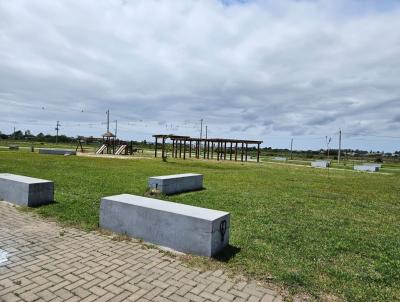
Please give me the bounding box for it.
[100,194,230,257]
[354,165,379,172]
[365,163,382,169]
[0,173,54,206]
[273,157,287,161]
[311,160,330,168]
[148,173,203,195]
[39,148,76,155]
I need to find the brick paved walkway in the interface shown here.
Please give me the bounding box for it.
[0,201,282,302]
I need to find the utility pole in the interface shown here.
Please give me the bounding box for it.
[290,138,293,160]
[338,129,342,164]
[200,119,203,139]
[326,136,332,160]
[115,120,118,138]
[55,121,61,144]
[106,109,110,133]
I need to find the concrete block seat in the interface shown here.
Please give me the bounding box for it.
[0,173,54,206]
[39,148,76,155]
[354,165,379,172]
[365,163,382,169]
[148,173,203,195]
[100,194,230,257]
[311,160,331,168]
[273,157,287,161]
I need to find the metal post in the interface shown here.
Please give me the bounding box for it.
[200,119,203,139]
[241,142,244,162]
[245,143,248,161]
[338,129,342,164]
[189,140,192,157]
[55,121,61,144]
[179,140,182,158]
[290,138,293,160]
[230,142,233,160]
[257,143,260,162]
[106,110,109,132]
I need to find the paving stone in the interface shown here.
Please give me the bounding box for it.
[0,201,280,302]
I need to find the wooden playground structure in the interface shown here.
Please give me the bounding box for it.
[153,134,263,162]
[76,132,142,156]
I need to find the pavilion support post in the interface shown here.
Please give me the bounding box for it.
[198,140,201,159]
[211,143,214,159]
[217,142,220,161]
[189,140,192,157]
[235,142,238,161]
[162,137,166,158]
[207,141,210,159]
[257,143,260,162]
[154,137,158,158]
[183,140,186,159]
[241,142,244,162]
[179,140,182,158]
[245,143,248,161]
[175,140,178,158]
[224,142,227,160]
[230,142,233,160]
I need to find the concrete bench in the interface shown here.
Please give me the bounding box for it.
[354,165,379,172]
[365,163,382,169]
[148,173,203,195]
[311,160,330,168]
[0,173,54,206]
[273,157,287,161]
[39,148,76,155]
[100,194,230,257]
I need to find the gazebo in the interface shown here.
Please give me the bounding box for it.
[153,134,263,162]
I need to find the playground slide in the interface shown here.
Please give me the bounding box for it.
[115,145,127,155]
[96,144,107,154]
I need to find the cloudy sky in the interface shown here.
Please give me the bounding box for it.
[1,0,399,151]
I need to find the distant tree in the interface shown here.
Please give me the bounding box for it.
[13,130,24,140]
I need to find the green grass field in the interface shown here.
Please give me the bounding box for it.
[0,151,399,301]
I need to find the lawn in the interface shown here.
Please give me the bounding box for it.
[0,151,399,301]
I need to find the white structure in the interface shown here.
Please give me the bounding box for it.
[100,194,230,257]
[311,160,331,168]
[148,173,203,195]
[365,163,382,169]
[39,149,76,155]
[273,157,287,161]
[0,173,54,206]
[354,165,379,172]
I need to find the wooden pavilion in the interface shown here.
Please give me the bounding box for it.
[153,134,263,162]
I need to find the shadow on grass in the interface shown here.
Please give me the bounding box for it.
[167,187,206,196]
[212,244,241,262]
[29,199,58,208]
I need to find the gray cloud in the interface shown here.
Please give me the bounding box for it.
[0,0,400,150]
